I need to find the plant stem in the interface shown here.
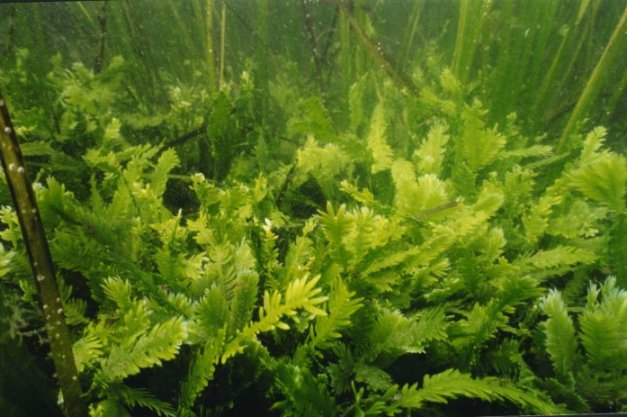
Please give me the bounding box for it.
[403,0,425,65]
[339,3,418,95]
[338,3,352,98]
[219,1,226,90]
[533,25,570,123]
[302,0,324,93]
[452,0,493,85]
[94,1,107,74]
[206,0,216,90]
[2,5,16,58]
[557,6,627,153]
[0,93,87,417]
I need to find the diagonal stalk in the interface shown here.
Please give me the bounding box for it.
[0,92,87,417]
[302,0,324,93]
[339,3,418,95]
[557,6,627,152]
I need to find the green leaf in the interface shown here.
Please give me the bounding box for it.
[568,153,626,212]
[179,331,224,410]
[307,278,362,352]
[540,290,578,376]
[103,317,187,381]
[286,96,335,142]
[73,325,105,373]
[222,274,327,362]
[102,277,133,309]
[150,149,179,198]
[368,306,448,361]
[272,362,338,417]
[523,246,598,270]
[392,159,448,216]
[579,278,627,371]
[398,369,562,414]
[523,195,561,245]
[413,121,450,176]
[367,103,394,173]
[116,385,176,417]
[460,101,506,171]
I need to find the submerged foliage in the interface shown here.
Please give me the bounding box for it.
[0,1,626,417]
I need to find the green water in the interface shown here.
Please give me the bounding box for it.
[0,1,625,416]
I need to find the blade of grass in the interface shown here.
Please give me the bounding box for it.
[452,0,493,85]
[403,0,426,66]
[557,6,627,152]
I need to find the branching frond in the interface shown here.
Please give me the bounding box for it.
[398,369,562,414]
[540,290,578,376]
[307,278,362,353]
[103,317,187,381]
[221,274,327,362]
[367,103,394,173]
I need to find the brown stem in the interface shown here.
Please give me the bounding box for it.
[222,0,271,50]
[0,92,87,417]
[276,164,297,208]
[339,3,418,95]
[302,0,324,92]
[94,1,108,74]
[163,123,208,150]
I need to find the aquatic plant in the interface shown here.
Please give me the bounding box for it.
[0,1,625,416]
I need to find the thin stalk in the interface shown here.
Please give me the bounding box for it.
[525,0,560,105]
[338,4,352,97]
[487,0,515,121]
[94,1,107,74]
[452,0,494,85]
[219,1,226,90]
[403,0,425,65]
[3,5,16,57]
[168,0,198,58]
[451,0,470,81]
[0,93,87,417]
[33,4,49,67]
[339,3,418,95]
[121,0,160,97]
[76,2,96,28]
[206,0,216,90]
[576,0,592,25]
[550,1,599,122]
[162,123,208,151]
[557,6,627,152]
[276,164,297,208]
[532,25,570,122]
[320,6,338,69]
[603,67,627,130]
[302,0,324,92]
[221,0,269,50]
[254,0,270,121]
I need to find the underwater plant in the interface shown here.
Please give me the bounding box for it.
[0,1,625,417]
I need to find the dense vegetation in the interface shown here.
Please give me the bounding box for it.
[0,1,625,416]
